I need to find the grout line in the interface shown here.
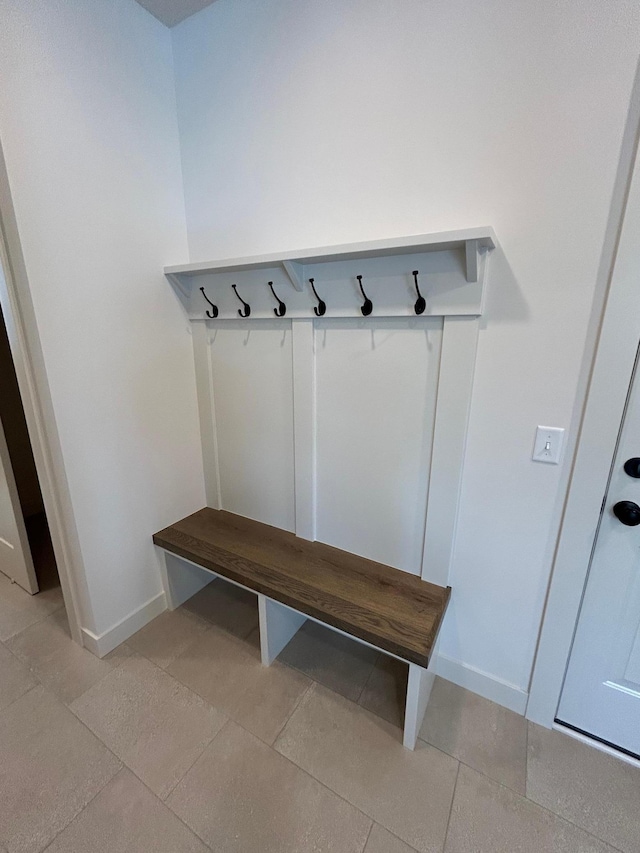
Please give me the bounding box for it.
[454,759,628,853]
[270,678,315,747]
[161,715,232,802]
[0,599,65,645]
[525,718,530,797]
[38,766,128,852]
[354,652,380,705]
[235,712,377,839]
[442,760,460,851]
[361,820,374,852]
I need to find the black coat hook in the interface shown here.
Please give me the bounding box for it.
[356,275,373,316]
[309,278,326,317]
[268,281,286,317]
[199,286,219,319]
[412,270,425,315]
[232,284,251,318]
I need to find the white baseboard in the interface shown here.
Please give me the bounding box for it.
[436,653,528,714]
[81,591,167,658]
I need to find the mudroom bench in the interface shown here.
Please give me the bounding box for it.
[153,507,451,749]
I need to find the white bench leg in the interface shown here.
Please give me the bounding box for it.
[157,549,216,611]
[258,596,306,666]
[403,661,435,750]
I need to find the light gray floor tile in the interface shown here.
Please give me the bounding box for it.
[358,654,408,728]
[445,763,618,853]
[168,720,372,853]
[0,685,120,853]
[126,607,211,670]
[0,642,36,712]
[278,620,378,701]
[44,767,209,853]
[275,683,458,853]
[6,609,129,704]
[70,654,226,799]
[365,823,418,853]
[418,677,527,793]
[527,723,640,853]
[168,626,311,745]
[0,572,64,641]
[181,579,259,639]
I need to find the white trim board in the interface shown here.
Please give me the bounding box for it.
[527,75,640,727]
[0,142,86,644]
[81,591,167,658]
[436,653,529,715]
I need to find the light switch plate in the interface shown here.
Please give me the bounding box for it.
[533,426,565,464]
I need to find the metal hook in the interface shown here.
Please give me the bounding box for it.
[268,281,286,317]
[412,270,425,315]
[199,286,219,319]
[309,278,326,317]
[232,284,251,318]
[356,275,373,316]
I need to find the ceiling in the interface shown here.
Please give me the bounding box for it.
[135,0,219,28]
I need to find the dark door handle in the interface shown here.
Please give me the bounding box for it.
[624,458,640,478]
[613,500,640,526]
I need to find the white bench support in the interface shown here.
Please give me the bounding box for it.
[258,595,306,666]
[158,550,215,611]
[403,661,436,749]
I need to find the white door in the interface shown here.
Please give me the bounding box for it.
[558,345,640,757]
[0,414,37,593]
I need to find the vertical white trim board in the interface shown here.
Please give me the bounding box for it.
[421,316,480,587]
[291,319,316,541]
[192,320,221,508]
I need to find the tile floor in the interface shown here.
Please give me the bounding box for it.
[1,573,640,853]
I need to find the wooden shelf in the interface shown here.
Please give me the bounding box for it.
[154,507,451,667]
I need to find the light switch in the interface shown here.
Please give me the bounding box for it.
[532,426,565,464]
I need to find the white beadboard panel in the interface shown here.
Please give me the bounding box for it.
[208,320,295,531]
[314,318,442,574]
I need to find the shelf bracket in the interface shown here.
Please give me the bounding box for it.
[465,239,479,283]
[165,272,191,301]
[282,260,304,292]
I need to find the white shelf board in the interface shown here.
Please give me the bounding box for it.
[165,227,496,280]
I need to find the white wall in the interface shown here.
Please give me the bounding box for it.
[0,0,205,637]
[171,0,640,697]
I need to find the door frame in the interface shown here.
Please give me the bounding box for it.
[527,70,640,727]
[0,143,85,644]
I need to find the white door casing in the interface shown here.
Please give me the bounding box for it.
[557,346,640,756]
[0,414,37,593]
[527,83,640,728]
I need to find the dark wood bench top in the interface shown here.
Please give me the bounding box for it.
[153,508,450,668]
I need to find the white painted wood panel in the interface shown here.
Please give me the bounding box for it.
[207,320,295,531]
[314,318,442,574]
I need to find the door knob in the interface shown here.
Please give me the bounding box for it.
[613,500,640,526]
[624,458,640,478]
